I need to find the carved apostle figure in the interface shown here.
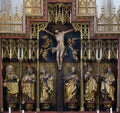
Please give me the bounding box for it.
[3,65,19,103]
[84,66,97,102]
[40,67,54,103]
[101,66,115,101]
[21,64,36,103]
[65,66,78,102]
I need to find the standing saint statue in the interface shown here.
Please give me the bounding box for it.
[65,66,78,102]
[40,67,54,103]
[84,66,97,102]
[3,65,19,103]
[45,28,73,70]
[101,66,115,101]
[21,64,36,103]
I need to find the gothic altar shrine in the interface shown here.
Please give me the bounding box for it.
[0,0,120,113]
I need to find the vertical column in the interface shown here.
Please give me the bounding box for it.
[0,38,3,112]
[19,59,23,110]
[117,38,120,112]
[36,40,40,111]
[80,40,84,111]
[80,60,84,111]
[56,70,64,111]
[97,60,100,111]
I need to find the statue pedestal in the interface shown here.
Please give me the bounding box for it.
[65,100,78,110]
[102,100,114,110]
[23,101,35,111]
[85,101,96,111]
[41,102,52,110]
[8,102,18,110]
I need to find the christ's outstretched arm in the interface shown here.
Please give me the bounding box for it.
[44,29,54,37]
[63,29,74,34]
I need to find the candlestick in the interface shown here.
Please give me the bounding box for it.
[8,107,11,113]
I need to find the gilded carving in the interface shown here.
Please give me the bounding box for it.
[23,0,44,16]
[48,3,71,24]
[76,0,96,16]
[3,65,19,108]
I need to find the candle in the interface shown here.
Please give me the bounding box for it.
[2,48,3,59]
[108,49,110,60]
[29,48,31,59]
[89,40,91,60]
[89,48,90,60]
[110,107,112,113]
[20,48,22,59]
[56,7,57,17]
[70,11,71,23]
[117,47,118,59]
[96,48,98,59]
[37,48,39,59]
[62,6,63,16]
[81,47,82,59]
[22,110,24,113]
[18,48,20,60]
[8,107,11,113]
[22,48,23,59]
[100,48,102,60]
[97,110,99,113]
[10,49,12,59]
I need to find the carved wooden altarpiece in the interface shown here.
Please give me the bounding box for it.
[0,0,120,113]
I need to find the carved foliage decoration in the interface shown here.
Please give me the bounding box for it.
[72,23,89,39]
[48,3,72,24]
[0,7,22,32]
[23,0,44,16]
[39,63,56,104]
[2,39,38,61]
[30,22,48,39]
[81,40,118,61]
[97,10,120,32]
[76,0,96,16]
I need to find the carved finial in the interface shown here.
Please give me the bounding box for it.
[9,4,12,17]
[15,5,18,14]
[3,3,7,13]
[21,4,24,15]
[117,6,120,17]
[101,6,105,15]
[112,6,116,15]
